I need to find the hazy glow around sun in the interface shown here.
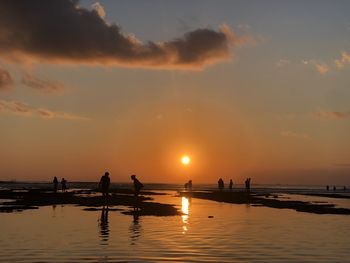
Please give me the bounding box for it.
[181,155,191,165]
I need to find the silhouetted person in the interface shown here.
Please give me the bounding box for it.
[99,172,110,202]
[229,179,233,190]
[184,180,192,191]
[245,178,251,192]
[53,176,58,192]
[326,185,329,191]
[218,178,224,190]
[333,186,336,191]
[343,186,347,191]
[188,180,192,190]
[61,178,67,192]
[131,174,143,197]
[99,206,109,244]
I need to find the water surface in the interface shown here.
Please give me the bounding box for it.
[0,191,349,262]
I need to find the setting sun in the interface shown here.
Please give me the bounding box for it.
[181,155,191,166]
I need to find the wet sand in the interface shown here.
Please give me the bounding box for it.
[0,189,179,216]
[180,191,350,215]
[303,193,350,199]
[1,187,350,216]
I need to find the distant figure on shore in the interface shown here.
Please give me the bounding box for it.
[245,178,251,192]
[343,186,347,191]
[131,175,143,197]
[99,172,110,201]
[333,186,336,191]
[188,180,192,190]
[229,179,233,190]
[184,180,193,191]
[218,178,224,191]
[326,185,329,191]
[61,178,67,192]
[53,176,58,192]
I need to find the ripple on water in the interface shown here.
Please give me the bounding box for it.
[0,192,350,262]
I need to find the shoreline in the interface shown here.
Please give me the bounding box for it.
[1,186,350,216]
[180,190,350,215]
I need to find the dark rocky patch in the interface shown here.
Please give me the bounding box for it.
[122,202,178,216]
[0,189,180,216]
[181,191,350,215]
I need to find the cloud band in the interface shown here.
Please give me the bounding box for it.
[0,0,251,69]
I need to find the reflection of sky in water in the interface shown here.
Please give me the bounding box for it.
[0,191,350,262]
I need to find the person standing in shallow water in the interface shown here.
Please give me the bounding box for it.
[53,176,58,192]
[61,178,67,192]
[229,179,233,190]
[188,180,192,191]
[99,172,110,202]
[245,178,251,192]
[131,175,143,197]
[218,178,224,191]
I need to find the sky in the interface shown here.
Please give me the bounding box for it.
[1,0,350,184]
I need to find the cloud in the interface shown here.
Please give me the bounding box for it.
[0,68,14,90]
[275,59,290,67]
[315,62,329,74]
[0,99,89,120]
[237,24,252,31]
[334,51,350,69]
[280,131,311,140]
[0,0,253,69]
[21,74,64,94]
[314,110,350,120]
[301,59,329,74]
[91,2,105,19]
[302,51,350,74]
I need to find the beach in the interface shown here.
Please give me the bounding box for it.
[1,183,350,262]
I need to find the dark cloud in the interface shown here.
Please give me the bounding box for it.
[0,99,88,120]
[0,0,251,69]
[21,74,64,94]
[0,68,13,90]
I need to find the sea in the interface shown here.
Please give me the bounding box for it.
[0,182,349,262]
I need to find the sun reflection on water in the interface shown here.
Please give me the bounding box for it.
[181,196,190,234]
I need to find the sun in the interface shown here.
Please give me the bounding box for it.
[181,155,191,166]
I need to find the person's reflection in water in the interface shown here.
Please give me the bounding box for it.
[99,206,109,245]
[129,208,142,245]
[52,204,56,218]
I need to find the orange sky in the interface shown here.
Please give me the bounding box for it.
[1,1,350,184]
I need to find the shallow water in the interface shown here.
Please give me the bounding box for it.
[271,193,350,209]
[0,191,350,262]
